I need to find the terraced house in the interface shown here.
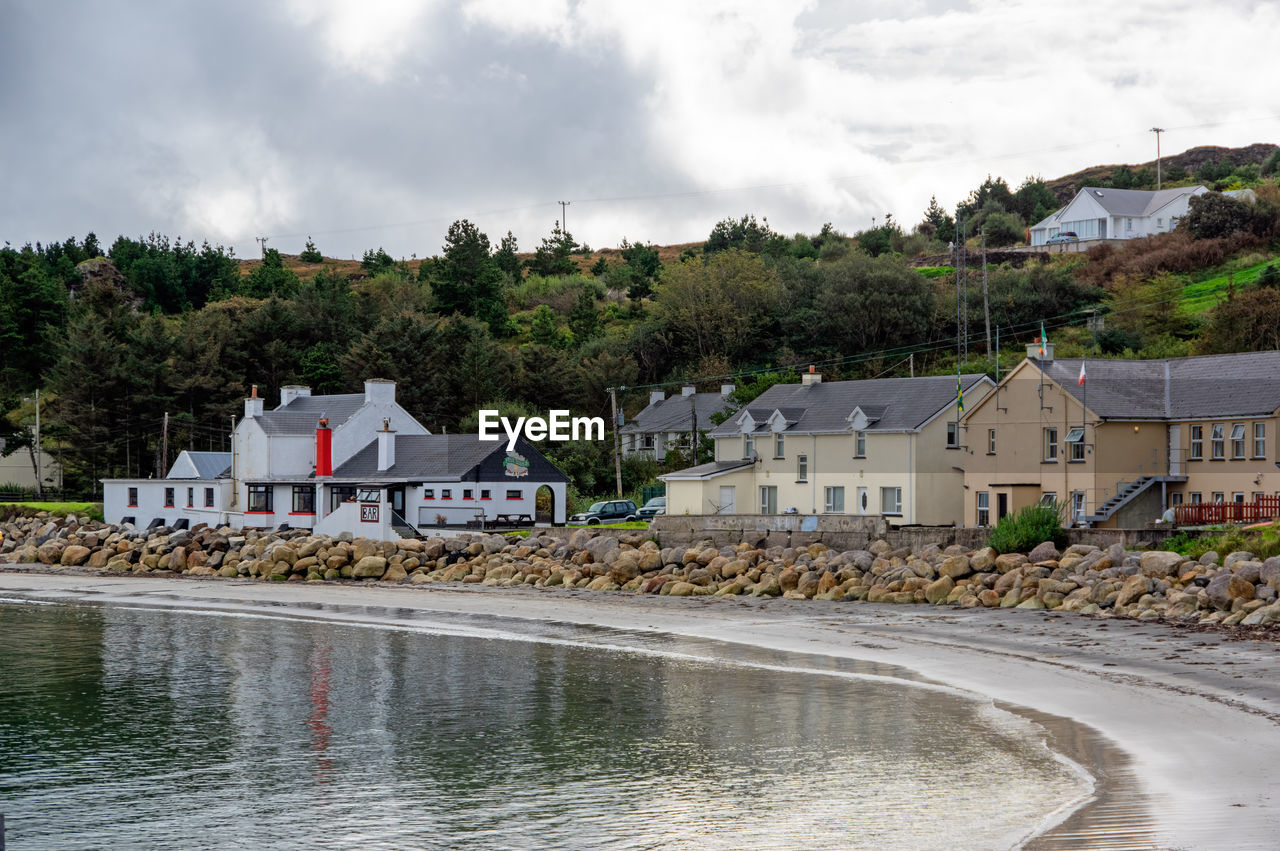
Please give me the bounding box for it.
[961,347,1280,528]
[661,370,994,524]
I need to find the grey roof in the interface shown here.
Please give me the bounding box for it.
[660,459,755,480]
[255,393,366,436]
[1036,352,1280,419]
[622,391,734,434]
[331,435,568,482]
[1032,185,1206,229]
[710,375,989,436]
[186,451,231,479]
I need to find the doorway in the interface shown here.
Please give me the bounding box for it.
[390,487,405,523]
[535,485,553,524]
[997,492,1009,520]
[857,486,869,514]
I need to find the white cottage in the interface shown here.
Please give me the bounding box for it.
[1029,185,1208,246]
[102,380,570,536]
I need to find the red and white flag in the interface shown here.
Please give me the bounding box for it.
[1078,362,1087,386]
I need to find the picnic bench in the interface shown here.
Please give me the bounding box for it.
[493,513,533,527]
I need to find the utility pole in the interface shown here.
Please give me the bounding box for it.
[690,395,698,467]
[609,387,622,497]
[982,231,992,357]
[558,201,571,234]
[160,412,169,477]
[255,236,269,258]
[909,353,914,378]
[954,220,961,366]
[1151,127,1165,190]
[33,389,42,498]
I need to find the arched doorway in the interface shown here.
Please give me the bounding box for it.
[535,485,554,524]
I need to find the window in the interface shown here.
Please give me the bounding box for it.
[442,489,452,499]
[1040,492,1058,506]
[506,489,522,500]
[1233,492,1245,504]
[823,486,845,513]
[1189,425,1203,460]
[797,454,808,482]
[423,488,435,499]
[1254,423,1266,458]
[1157,217,1163,228]
[248,485,273,513]
[1071,491,1086,521]
[128,487,138,507]
[1065,426,1085,461]
[1190,492,1202,504]
[855,431,866,457]
[946,422,959,448]
[1253,491,1265,502]
[164,487,175,508]
[204,487,214,508]
[881,487,902,515]
[331,486,356,511]
[1126,217,1133,231]
[463,489,474,500]
[292,486,315,514]
[1171,492,1183,506]
[640,433,655,451]
[1211,424,1225,459]
[1231,424,1246,459]
[186,487,194,507]
[774,433,785,458]
[481,489,491,500]
[1043,427,1058,462]
[759,485,777,514]
[976,492,990,526]
[743,434,755,459]
[987,429,996,454]
[1212,492,1224,503]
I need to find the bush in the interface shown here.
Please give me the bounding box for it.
[987,501,1067,554]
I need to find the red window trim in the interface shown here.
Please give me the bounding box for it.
[480,497,492,500]
[245,510,274,515]
[127,503,139,508]
[423,496,435,500]
[463,496,475,500]
[288,511,316,516]
[505,496,522,500]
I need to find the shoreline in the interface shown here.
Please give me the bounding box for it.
[4,569,1280,848]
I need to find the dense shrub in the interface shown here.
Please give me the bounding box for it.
[988,501,1067,554]
[1076,230,1260,290]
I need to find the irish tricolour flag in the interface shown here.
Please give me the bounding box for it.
[1078,362,1087,386]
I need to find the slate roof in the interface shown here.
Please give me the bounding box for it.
[332,435,568,482]
[622,392,735,434]
[1032,186,1206,230]
[660,459,755,480]
[1036,352,1280,419]
[255,393,367,436]
[710,375,990,436]
[187,451,231,479]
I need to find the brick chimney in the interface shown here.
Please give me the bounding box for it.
[315,417,332,478]
[377,418,396,472]
[244,385,264,418]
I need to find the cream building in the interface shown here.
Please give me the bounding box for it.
[961,348,1280,528]
[662,371,994,525]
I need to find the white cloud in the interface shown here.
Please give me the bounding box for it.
[285,0,439,82]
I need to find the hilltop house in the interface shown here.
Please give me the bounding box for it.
[1029,185,1208,246]
[102,380,569,535]
[661,370,994,524]
[960,347,1280,528]
[621,385,736,459]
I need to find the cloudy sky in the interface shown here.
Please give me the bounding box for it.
[2,0,1277,260]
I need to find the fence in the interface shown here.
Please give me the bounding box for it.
[1173,496,1280,526]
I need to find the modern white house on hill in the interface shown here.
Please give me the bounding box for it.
[102,380,570,536]
[1029,185,1208,246]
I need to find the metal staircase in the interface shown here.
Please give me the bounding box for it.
[390,510,417,539]
[1084,475,1185,525]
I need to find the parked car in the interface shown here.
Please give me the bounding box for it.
[1046,232,1079,244]
[568,499,639,525]
[635,496,666,520]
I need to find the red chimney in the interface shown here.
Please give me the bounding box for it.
[316,417,332,477]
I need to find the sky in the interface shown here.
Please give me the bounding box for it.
[2,0,1277,261]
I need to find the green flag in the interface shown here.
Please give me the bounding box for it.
[1039,321,1048,356]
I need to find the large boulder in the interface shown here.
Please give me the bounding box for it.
[351,556,387,579]
[584,535,619,563]
[1139,551,1183,577]
[60,545,92,566]
[1115,574,1152,607]
[937,555,972,579]
[1027,541,1061,563]
[925,575,954,604]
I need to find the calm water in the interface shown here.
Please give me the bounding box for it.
[0,600,1090,849]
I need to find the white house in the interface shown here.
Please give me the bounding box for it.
[102,380,570,535]
[620,384,735,459]
[1029,185,1208,246]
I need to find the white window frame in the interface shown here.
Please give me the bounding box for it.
[759,485,777,514]
[823,486,844,513]
[987,428,996,454]
[797,454,808,482]
[976,491,990,526]
[946,421,959,448]
[1231,423,1246,459]
[743,433,754,459]
[1065,426,1085,461]
[880,486,902,516]
[1040,492,1058,506]
[1189,425,1203,460]
[1071,491,1086,521]
[1043,427,1058,462]
[1254,423,1266,459]
[1211,424,1225,460]
[640,433,655,451]
[1212,492,1224,503]
[774,433,785,459]
[1190,492,1202,504]
[854,431,865,457]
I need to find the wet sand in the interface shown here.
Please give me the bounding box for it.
[3,568,1279,849]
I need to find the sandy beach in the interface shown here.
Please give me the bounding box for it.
[3,568,1278,849]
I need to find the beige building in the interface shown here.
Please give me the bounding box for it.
[961,347,1280,528]
[662,371,994,525]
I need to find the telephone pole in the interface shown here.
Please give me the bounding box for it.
[690,395,698,467]
[558,201,571,233]
[160,412,169,477]
[255,236,269,258]
[609,387,622,497]
[33,389,42,498]
[1151,127,1165,190]
[982,231,992,357]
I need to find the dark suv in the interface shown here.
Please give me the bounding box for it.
[569,500,639,525]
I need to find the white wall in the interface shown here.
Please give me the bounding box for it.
[408,479,567,526]
[102,479,232,527]
[333,403,429,468]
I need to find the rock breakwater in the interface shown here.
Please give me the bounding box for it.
[4,514,1280,627]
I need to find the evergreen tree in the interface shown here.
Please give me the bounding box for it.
[526,222,578,277]
[433,219,508,333]
[568,289,600,342]
[493,231,521,280]
[243,248,300,299]
[529,304,563,347]
[299,237,323,263]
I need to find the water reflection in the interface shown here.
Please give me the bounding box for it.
[0,602,1089,849]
